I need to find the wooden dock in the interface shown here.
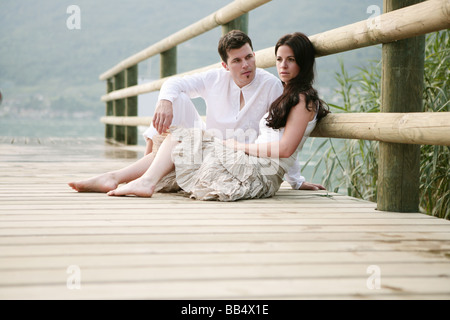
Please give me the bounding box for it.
[1,137,450,300]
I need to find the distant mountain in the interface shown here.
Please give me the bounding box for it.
[0,0,382,121]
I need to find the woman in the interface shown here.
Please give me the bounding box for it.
[105,32,329,200]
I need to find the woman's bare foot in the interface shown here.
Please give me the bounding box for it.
[68,173,119,193]
[107,177,156,198]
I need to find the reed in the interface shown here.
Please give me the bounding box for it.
[420,31,450,219]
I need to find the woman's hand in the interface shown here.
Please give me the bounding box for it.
[299,182,326,191]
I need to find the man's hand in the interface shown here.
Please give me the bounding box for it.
[299,182,326,191]
[153,99,173,134]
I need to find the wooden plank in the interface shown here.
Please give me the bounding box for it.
[1,251,449,270]
[1,225,449,237]
[2,277,450,300]
[1,232,450,246]
[1,263,449,287]
[0,240,449,257]
[0,212,434,220]
[1,218,448,228]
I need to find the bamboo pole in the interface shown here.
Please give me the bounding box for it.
[99,0,271,81]
[101,112,450,147]
[100,0,450,102]
[377,0,426,213]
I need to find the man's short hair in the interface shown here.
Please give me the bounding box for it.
[218,30,253,63]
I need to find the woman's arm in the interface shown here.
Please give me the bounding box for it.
[227,94,315,158]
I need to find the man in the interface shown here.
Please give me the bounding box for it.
[144,30,323,190]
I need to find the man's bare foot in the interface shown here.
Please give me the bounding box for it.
[68,173,119,193]
[299,182,326,191]
[107,178,156,198]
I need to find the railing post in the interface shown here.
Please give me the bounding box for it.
[222,13,249,35]
[160,47,177,78]
[125,65,138,145]
[378,0,425,212]
[104,67,138,145]
[105,78,114,140]
[112,70,126,144]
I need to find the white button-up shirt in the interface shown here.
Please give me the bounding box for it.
[151,67,305,189]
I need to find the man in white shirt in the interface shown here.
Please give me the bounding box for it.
[145,30,324,190]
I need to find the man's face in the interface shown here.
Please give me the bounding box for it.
[222,43,256,88]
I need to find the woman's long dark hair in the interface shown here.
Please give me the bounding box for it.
[266,32,329,129]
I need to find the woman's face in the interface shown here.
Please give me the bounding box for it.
[276,45,300,83]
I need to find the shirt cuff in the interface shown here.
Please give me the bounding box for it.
[289,176,306,190]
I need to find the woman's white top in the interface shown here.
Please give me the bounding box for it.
[254,112,318,183]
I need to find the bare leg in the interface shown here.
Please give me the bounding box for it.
[68,152,156,193]
[144,138,153,156]
[107,135,179,197]
[68,134,165,193]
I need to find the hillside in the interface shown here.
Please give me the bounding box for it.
[0,0,382,129]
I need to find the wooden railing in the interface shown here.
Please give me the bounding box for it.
[99,0,450,212]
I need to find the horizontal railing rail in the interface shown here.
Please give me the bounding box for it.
[100,0,450,102]
[100,112,450,147]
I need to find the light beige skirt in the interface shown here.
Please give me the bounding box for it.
[155,127,294,202]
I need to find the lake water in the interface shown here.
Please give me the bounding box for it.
[0,118,104,139]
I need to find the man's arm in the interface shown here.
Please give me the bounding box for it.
[152,71,211,134]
